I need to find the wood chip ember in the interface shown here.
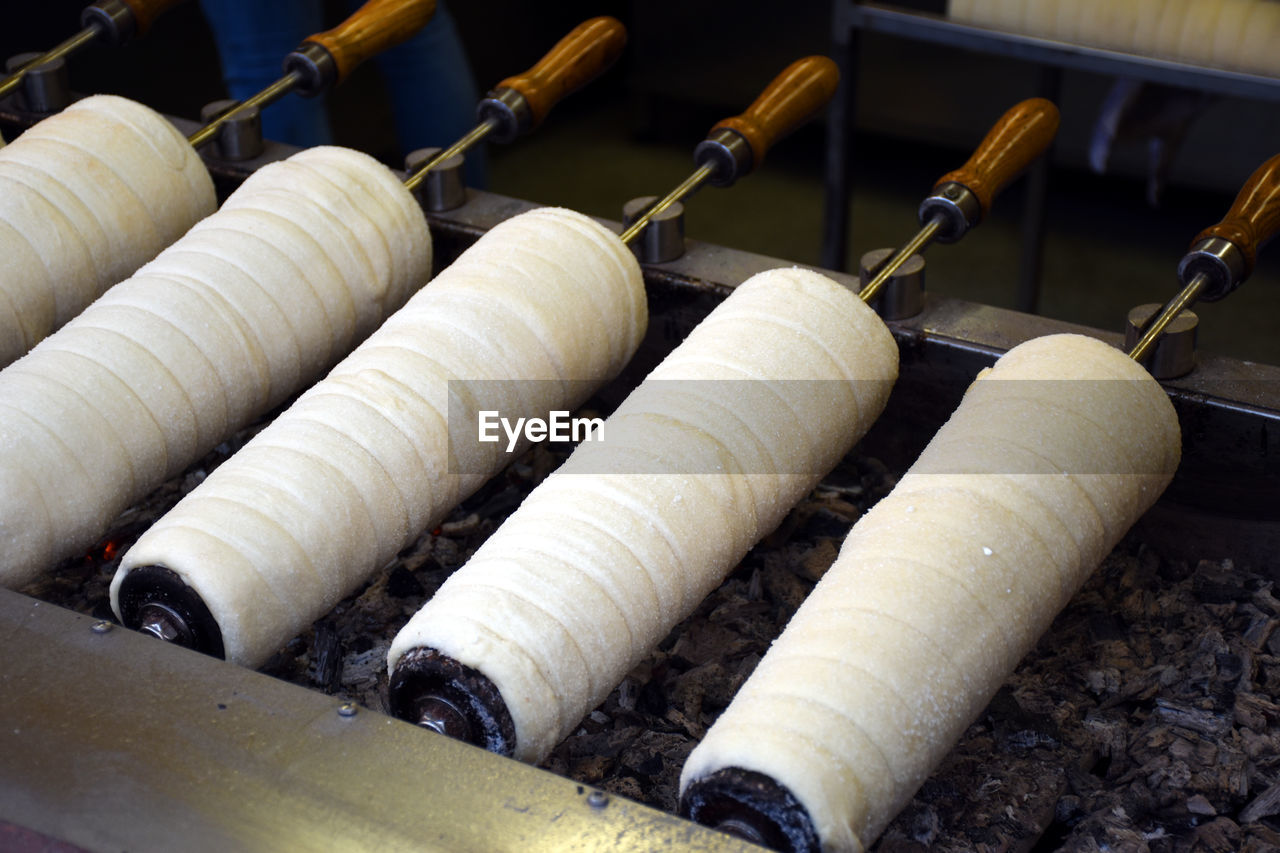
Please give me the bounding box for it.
[24,407,1280,852]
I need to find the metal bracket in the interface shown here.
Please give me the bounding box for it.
[199,99,264,163]
[3,52,71,115]
[1125,303,1198,379]
[623,195,686,263]
[859,247,925,320]
[406,146,467,212]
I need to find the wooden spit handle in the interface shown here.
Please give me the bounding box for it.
[118,0,187,37]
[304,0,436,86]
[934,97,1060,220]
[1192,152,1280,280]
[495,16,627,128]
[710,55,839,172]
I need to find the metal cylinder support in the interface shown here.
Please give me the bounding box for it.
[622,195,686,263]
[1126,302,1199,379]
[199,99,265,162]
[859,247,925,320]
[405,147,467,211]
[3,53,71,114]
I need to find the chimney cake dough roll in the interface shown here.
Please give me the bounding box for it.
[388,266,900,763]
[949,0,1280,77]
[0,95,216,366]
[113,207,647,668]
[0,145,430,590]
[680,333,1181,853]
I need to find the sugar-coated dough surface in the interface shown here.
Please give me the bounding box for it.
[112,207,646,668]
[948,0,1280,76]
[0,95,216,367]
[0,146,430,590]
[680,334,1181,853]
[387,267,899,762]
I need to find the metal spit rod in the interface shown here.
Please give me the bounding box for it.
[187,0,436,149]
[0,0,184,101]
[403,16,627,193]
[618,55,840,246]
[1128,151,1280,366]
[858,97,1060,305]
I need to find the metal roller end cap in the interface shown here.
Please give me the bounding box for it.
[415,695,472,741]
[137,602,196,648]
[716,818,767,844]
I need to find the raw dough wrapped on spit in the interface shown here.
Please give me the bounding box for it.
[680,333,1182,853]
[0,95,216,366]
[0,145,429,589]
[112,207,647,668]
[387,266,899,764]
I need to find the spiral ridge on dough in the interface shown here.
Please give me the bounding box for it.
[0,146,430,590]
[949,0,1280,76]
[0,95,216,367]
[113,207,646,668]
[680,333,1181,853]
[388,267,899,763]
